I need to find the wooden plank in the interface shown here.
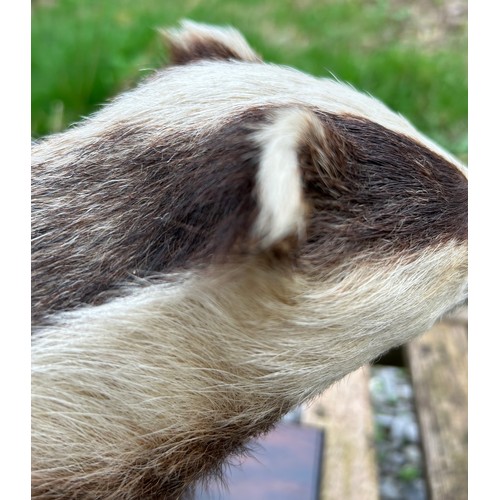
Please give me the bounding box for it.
[301,367,379,500]
[405,309,468,500]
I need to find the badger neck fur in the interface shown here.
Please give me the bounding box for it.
[31,20,468,499]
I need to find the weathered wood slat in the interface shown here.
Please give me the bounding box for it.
[301,367,379,500]
[405,309,468,500]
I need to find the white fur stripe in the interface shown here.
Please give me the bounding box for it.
[252,108,322,246]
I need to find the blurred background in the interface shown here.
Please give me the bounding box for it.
[31,0,467,162]
[31,2,467,499]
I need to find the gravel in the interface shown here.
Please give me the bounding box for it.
[370,365,427,500]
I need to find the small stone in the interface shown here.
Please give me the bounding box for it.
[391,451,406,467]
[400,479,427,500]
[398,383,413,400]
[376,414,393,429]
[390,414,420,444]
[405,444,422,465]
[380,477,401,500]
[404,421,420,443]
[390,415,407,444]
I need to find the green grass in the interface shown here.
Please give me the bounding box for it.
[31,0,467,158]
[398,464,422,482]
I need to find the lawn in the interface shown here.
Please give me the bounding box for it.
[31,0,467,159]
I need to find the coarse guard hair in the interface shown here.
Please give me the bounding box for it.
[31,20,468,499]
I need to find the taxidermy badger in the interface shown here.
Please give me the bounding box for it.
[31,21,468,499]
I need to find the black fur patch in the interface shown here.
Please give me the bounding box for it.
[298,112,468,269]
[31,111,267,325]
[169,37,259,65]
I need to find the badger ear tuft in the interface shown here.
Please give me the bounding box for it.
[159,20,262,65]
[251,107,328,250]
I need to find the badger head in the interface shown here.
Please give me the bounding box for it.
[32,20,468,347]
[31,21,467,497]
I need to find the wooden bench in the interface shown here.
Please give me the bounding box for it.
[196,308,467,499]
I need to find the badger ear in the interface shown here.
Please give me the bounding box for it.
[159,20,262,65]
[250,107,330,250]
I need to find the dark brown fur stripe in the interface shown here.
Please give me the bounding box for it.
[31,111,268,326]
[169,38,257,65]
[298,112,468,269]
